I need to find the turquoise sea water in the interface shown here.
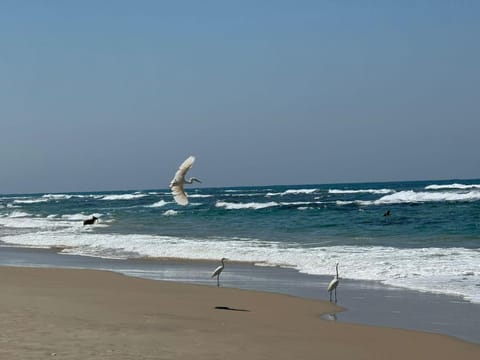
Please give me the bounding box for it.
[1,179,479,302]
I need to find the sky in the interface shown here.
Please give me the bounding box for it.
[1,1,479,194]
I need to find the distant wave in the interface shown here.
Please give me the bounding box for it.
[266,189,317,197]
[42,194,73,200]
[216,201,279,210]
[11,194,75,204]
[425,183,480,190]
[375,190,480,204]
[336,200,369,206]
[13,198,49,204]
[226,193,266,197]
[101,193,147,201]
[329,189,394,195]
[280,201,322,207]
[336,190,480,206]
[188,194,212,198]
[162,210,178,216]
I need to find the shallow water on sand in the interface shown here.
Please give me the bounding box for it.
[1,246,479,344]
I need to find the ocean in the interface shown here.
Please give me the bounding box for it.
[1,179,479,303]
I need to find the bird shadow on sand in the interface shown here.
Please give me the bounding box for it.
[214,306,250,312]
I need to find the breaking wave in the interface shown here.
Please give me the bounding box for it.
[1,230,479,303]
[266,189,318,197]
[101,193,147,201]
[425,183,480,190]
[216,201,279,210]
[329,188,394,195]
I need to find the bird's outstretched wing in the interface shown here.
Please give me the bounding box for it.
[170,156,195,205]
[170,156,195,187]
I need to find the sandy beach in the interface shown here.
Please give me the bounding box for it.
[1,266,478,360]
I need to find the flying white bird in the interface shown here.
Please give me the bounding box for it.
[327,262,340,303]
[212,258,227,287]
[169,155,201,205]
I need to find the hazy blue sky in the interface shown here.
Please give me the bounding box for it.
[1,1,479,193]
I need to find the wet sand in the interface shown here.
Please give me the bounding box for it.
[1,265,479,360]
[1,246,480,345]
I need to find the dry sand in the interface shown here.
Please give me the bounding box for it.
[1,266,478,359]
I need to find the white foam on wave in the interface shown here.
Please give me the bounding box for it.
[13,198,49,204]
[266,189,318,197]
[336,190,480,206]
[0,214,71,230]
[42,194,73,200]
[280,201,322,206]
[0,211,108,231]
[188,194,212,198]
[215,200,323,210]
[425,183,480,190]
[101,193,147,201]
[7,211,32,218]
[10,193,105,205]
[227,193,265,197]
[215,201,279,210]
[147,200,169,208]
[329,188,394,195]
[163,210,178,216]
[375,190,480,204]
[3,231,479,302]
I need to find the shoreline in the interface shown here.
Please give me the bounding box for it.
[1,265,479,359]
[1,245,479,344]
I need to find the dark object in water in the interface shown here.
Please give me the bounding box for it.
[83,216,98,225]
[383,210,391,217]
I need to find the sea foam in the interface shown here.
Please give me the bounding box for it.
[329,188,394,195]
[147,200,169,208]
[101,193,147,201]
[215,201,279,210]
[335,190,480,206]
[266,189,318,197]
[425,183,480,190]
[2,230,479,303]
[375,190,480,204]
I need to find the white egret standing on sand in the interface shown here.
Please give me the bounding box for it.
[169,155,201,205]
[327,262,340,303]
[212,258,227,287]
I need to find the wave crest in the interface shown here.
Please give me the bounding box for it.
[101,193,147,201]
[329,189,394,195]
[266,189,317,197]
[216,201,279,210]
[425,183,480,190]
[376,190,480,204]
